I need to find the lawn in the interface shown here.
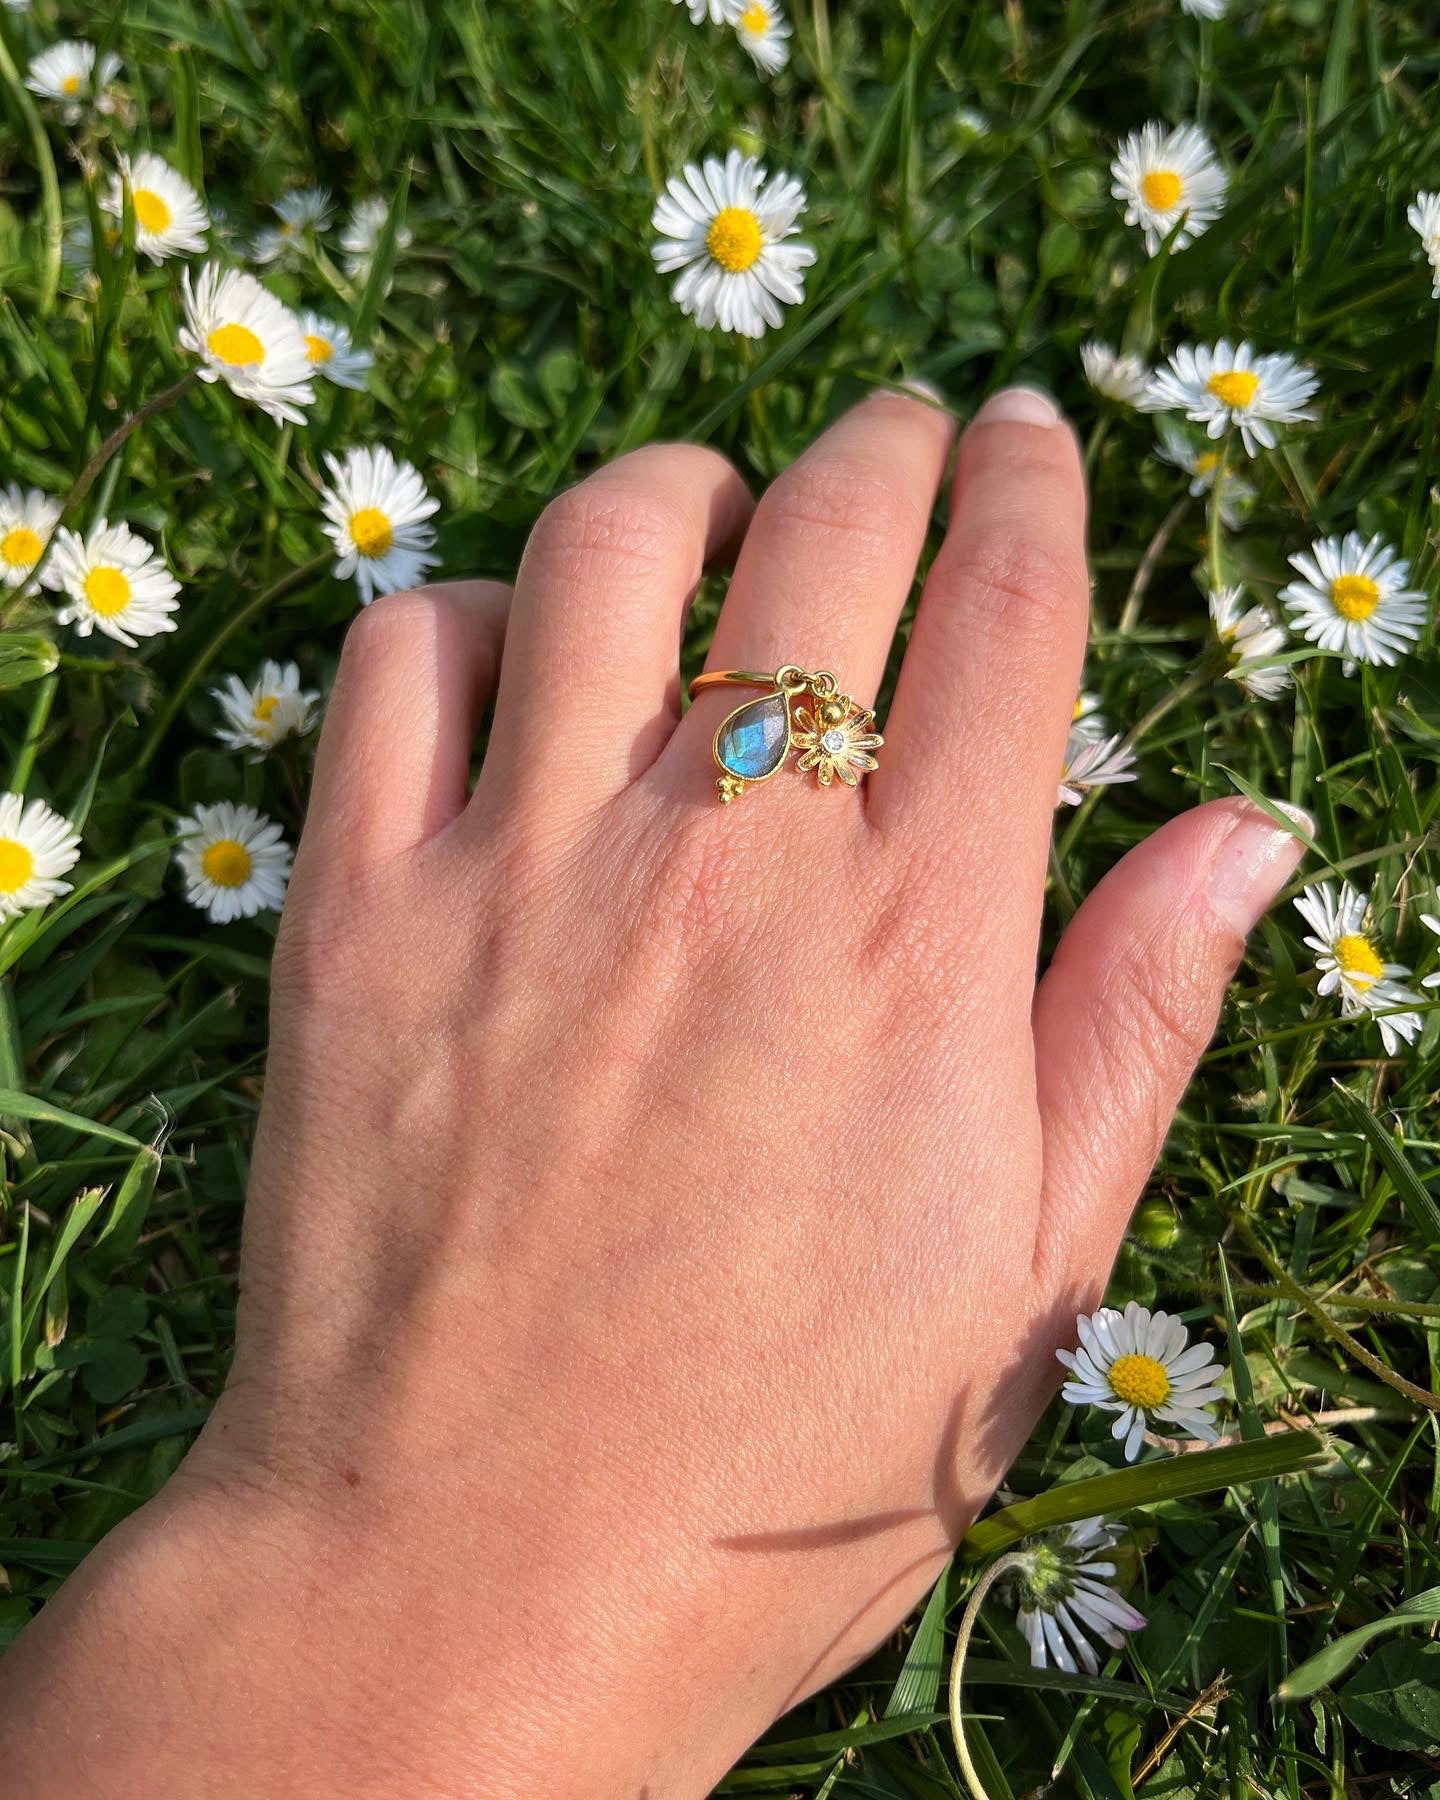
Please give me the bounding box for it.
[2,0,1440,1792]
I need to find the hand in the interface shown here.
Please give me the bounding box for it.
[0,386,1305,1798]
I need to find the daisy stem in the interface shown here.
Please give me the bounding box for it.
[1118,494,1191,636]
[132,552,332,774]
[8,672,58,795]
[947,1551,1027,1800]
[1205,432,1229,595]
[0,21,61,318]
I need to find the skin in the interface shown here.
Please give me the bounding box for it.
[0,387,1306,1798]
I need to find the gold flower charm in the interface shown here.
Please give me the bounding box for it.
[792,693,883,788]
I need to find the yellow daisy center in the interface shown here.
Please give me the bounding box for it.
[304,333,334,364]
[349,507,394,558]
[706,206,764,274]
[1141,169,1184,211]
[1206,369,1259,409]
[1334,932,1384,983]
[738,2,768,32]
[1108,1352,1171,1411]
[201,840,253,887]
[1330,573,1381,621]
[252,695,280,722]
[0,526,44,570]
[83,566,132,616]
[132,188,173,234]
[207,323,265,367]
[1193,451,1220,477]
[0,839,36,896]
[61,74,81,96]
[1072,697,1085,720]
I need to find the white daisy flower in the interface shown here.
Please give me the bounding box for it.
[1081,341,1150,406]
[672,0,732,20]
[178,264,314,427]
[1181,0,1228,16]
[0,793,82,921]
[24,41,121,121]
[1143,339,1320,457]
[339,196,412,284]
[955,107,990,139]
[1057,732,1137,807]
[1209,586,1291,701]
[319,445,440,605]
[1406,192,1440,300]
[1057,1302,1225,1462]
[1071,688,1107,742]
[174,802,292,925]
[210,661,321,757]
[1295,881,1426,1054]
[1420,913,1440,990]
[252,186,332,263]
[1110,121,1227,257]
[102,152,208,265]
[651,150,815,339]
[298,312,373,390]
[1005,1518,1147,1676]
[49,519,180,647]
[1153,419,1256,524]
[1279,531,1427,669]
[733,0,790,73]
[0,485,62,591]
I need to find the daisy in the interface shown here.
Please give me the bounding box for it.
[1057,1302,1225,1462]
[210,661,321,756]
[0,486,62,590]
[955,107,990,140]
[25,41,121,122]
[1279,531,1427,669]
[672,0,733,19]
[340,196,412,284]
[102,151,208,264]
[1081,341,1150,406]
[1295,881,1426,1054]
[298,312,373,390]
[178,264,314,427]
[0,793,82,921]
[319,445,439,605]
[1071,689,1108,741]
[651,150,815,339]
[1407,192,1440,299]
[1004,1518,1146,1676]
[1143,340,1320,457]
[174,802,292,924]
[49,519,180,647]
[733,0,790,73]
[1057,732,1136,807]
[1209,586,1291,701]
[1153,419,1256,524]
[1420,913,1440,990]
[252,186,333,264]
[791,695,882,788]
[1180,0,1228,15]
[1110,121,1227,257]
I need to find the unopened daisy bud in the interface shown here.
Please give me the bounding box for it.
[319,445,439,605]
[0,793,82,920]
[1111,121,1227,257]
[179,264,315,427]
[174,802,292,924]
[1005,1518,1146,1674]
[1180,0,1228,16]
[1058,1303,1225,1461]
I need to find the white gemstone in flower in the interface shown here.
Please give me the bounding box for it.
[821,727,847,754]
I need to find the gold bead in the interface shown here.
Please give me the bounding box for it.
[818,697,848,726]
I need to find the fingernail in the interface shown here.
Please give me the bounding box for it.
[973,385,1060,428]
[899,376,947,406]
[1207,801,1311,935]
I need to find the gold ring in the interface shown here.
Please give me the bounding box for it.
[686,666,883,804]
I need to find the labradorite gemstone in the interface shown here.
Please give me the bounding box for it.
[716,691,790,780]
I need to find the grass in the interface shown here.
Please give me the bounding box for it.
[2,0,1440,1791]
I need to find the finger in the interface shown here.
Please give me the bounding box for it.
[1030,798,1309,1292]
[872,387,1088,860]
[471,446,752,821]
[297,580,510,879]
[702,386,955,708]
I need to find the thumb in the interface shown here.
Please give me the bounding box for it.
[1031,796,1310,1291]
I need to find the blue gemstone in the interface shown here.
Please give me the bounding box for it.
[716,691,790,780]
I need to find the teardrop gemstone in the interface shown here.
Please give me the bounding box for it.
[715,690,790,781]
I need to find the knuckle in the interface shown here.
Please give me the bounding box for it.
[761,456,927,553]
[933,524,1088,644]
[523,479,686,589]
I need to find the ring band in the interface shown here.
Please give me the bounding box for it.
[686,665,883,804]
